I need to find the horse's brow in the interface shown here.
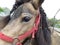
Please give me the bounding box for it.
[11,6,23,19]
[10,5,33,20]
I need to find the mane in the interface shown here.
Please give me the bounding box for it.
[10,0,44,14]
[35,7,51,45]
[10,0,51,45]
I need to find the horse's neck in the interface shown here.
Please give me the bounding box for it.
[0,15,10,30]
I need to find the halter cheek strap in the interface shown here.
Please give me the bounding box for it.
[0,13,40,45]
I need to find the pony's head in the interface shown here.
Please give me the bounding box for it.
[0,0,43,45]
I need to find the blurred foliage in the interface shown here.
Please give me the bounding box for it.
[55,20,60,28]
[0,7,4,12]
[0,7,10,16]
[48,18,60,28]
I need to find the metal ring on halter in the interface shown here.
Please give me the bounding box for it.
[12,38,20,45]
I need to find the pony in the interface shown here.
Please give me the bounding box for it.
[10,0,51,45]
[0,0,51,45]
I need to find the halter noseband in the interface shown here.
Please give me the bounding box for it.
[0,12,40,45]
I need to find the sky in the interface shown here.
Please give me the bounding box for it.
[42,0,60,19]
[0,0,60,19]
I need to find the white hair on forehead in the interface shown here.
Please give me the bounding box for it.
[10,12,14,18]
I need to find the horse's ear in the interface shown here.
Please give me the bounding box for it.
[31,0,44,9]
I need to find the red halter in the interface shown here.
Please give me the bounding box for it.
[0,13,40,45]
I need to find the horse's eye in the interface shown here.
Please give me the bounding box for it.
[22,16,31,22]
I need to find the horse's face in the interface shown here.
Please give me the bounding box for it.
[1,3,38,38]
[0,0,41,45]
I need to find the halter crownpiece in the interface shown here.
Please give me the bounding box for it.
[0,12,40,45]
